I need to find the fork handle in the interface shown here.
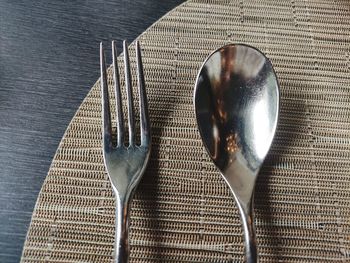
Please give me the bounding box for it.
[115,194,131,263]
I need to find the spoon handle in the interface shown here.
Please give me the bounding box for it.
[239,199,258,263]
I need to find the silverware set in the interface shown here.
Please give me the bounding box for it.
[100,41,279,263]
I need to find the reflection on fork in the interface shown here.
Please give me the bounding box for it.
[100,40,151,263]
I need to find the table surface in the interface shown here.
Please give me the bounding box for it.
[0,1,185,262]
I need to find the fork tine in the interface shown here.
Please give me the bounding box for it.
[135,41,150,146]
[100,42,113,152]
[123,40,135,147]
[112,41,125,147]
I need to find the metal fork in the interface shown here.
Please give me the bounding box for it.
[100,40,151,263]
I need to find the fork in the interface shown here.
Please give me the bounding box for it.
[100,40,151,263]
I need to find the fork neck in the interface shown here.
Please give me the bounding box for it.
[114,193,132,263]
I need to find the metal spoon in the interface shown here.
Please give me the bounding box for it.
[194,44,279,262]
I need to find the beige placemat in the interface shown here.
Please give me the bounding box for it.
[21,0,350,262]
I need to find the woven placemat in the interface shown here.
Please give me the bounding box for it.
[22,0,350,262]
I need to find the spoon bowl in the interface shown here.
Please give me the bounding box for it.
[194,44,279,262]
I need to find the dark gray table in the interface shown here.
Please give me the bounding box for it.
[0,1,184,262]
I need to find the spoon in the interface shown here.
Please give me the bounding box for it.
[194,44,279,262]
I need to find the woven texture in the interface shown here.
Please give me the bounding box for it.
[22,0,350,262]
